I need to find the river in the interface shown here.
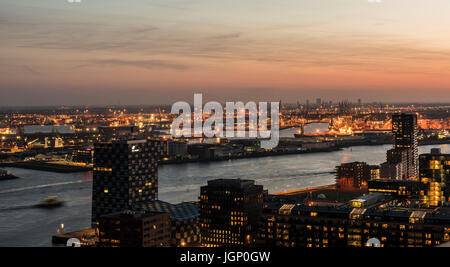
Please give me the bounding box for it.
[0,144,449,246]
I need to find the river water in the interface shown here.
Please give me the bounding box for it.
[0,144,449,246]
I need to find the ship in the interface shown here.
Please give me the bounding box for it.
[0,169,19,181]
[34,196,65,209]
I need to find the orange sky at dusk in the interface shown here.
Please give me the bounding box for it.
[1,0,450,105]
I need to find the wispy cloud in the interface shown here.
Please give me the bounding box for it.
[21,65,41,75]
[210,32,242,40]
[3,6,450,76]
[0,60,41,75]
[1,0,450,105]
[75,59,189,70]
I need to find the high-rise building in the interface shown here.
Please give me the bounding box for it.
[380,113,419,180]
[336,162,379,190]
[419,148,450,207]
[98,210,171,247]
[200,179,264,247]
[91,139,166,226]
[392,113,419,178]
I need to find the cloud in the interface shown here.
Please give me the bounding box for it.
[210,32,242,40]
[76,59,189,70]
[0,60,42,75]
[0,3,159,52]
[21,65,41,75]
[4,5,450,76]
[2,0,450,106]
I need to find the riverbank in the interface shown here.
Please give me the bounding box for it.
[1,138,449,171]
[161,146,342,165]
[0,161,91,173]
[162,137,450,165]
[52,228,96,247]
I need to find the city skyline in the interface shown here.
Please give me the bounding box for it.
[2,0,450,252]
[1,95,450,248]
[2,0,450,106]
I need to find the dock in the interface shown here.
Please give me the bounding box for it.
[0,161,92,173]
[52,228,96,246]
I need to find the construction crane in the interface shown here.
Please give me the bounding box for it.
[26,138,40,149]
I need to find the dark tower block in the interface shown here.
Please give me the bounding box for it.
[200,179,264,247]
[392,113,419,179]
[92,139,166,227]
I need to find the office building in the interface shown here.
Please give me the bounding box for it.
[200,179,264,247]
[91,139,166,226]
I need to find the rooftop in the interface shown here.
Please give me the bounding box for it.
[206,178,257,189]
[133,200,199,222]
[264,201,450,222]
[101,210,169,219]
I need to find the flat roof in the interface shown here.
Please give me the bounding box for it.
[134,200,199,222]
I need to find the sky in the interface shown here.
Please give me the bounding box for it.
[1,0,450,106]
